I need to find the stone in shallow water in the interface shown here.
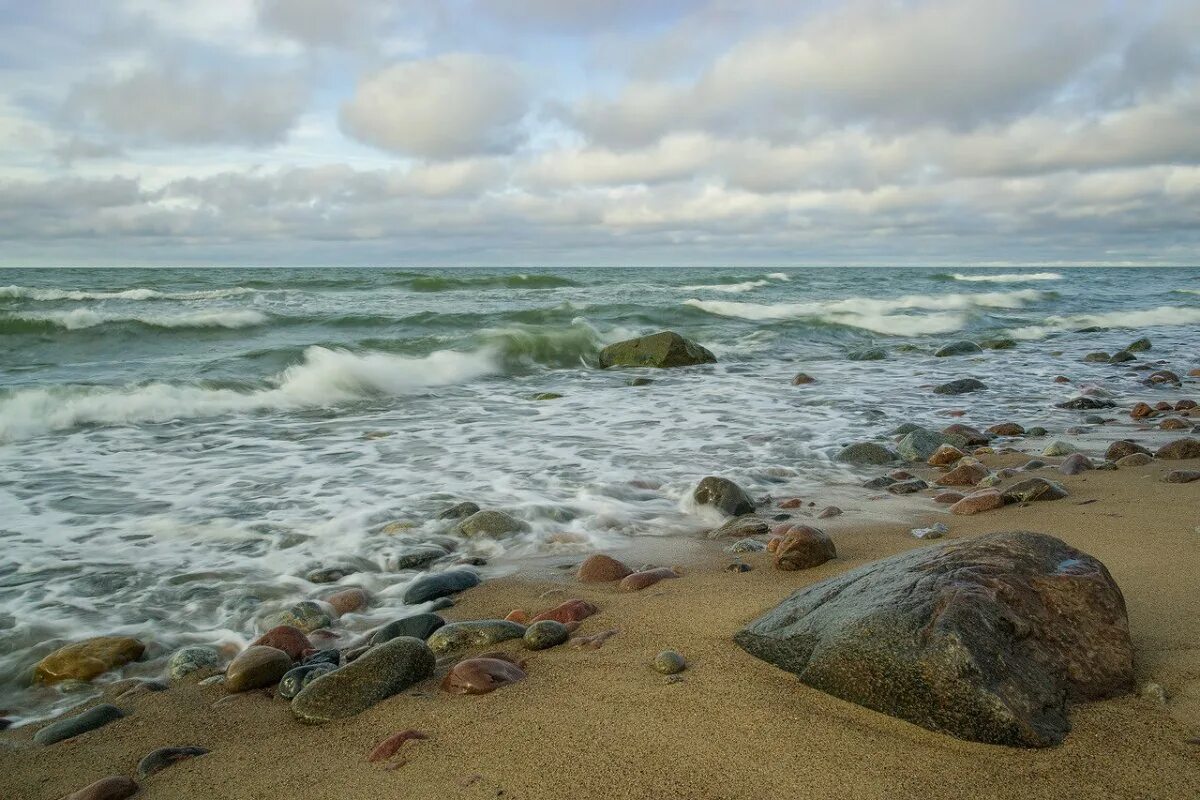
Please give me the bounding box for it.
[734,531,1133,747]
[388,545,449,571]
[835,442,897,465]
[251,626,312,661]
[403,569,480,605]
[1056,397,1116,410]
[693,476,755,516]
[437,501,480,520]
[136,746,209,778]
[34,704,124,745]
[34,637,144,685]
[291,636,435,723]
[933,378,986,395]
[598,330,716,368]
[457,510,527,538]
[442,657,527,694]
[427,620,527,656]
[167,646,221,683]
[934,340,982,357]
[897,428,957,462]
[327,587,369,615]
[274,600,332,633]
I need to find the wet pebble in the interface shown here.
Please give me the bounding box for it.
[274,601,332,633]
[278,663,335,699]
[252,625,313,661]
[911,523,948,540]
[442,657,526,694]
[225,646,292,693]
[34,704,124,745]
[577,553,633,582]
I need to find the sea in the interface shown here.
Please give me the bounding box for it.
[2,265,1198,723]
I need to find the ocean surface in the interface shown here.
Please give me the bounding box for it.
[2,265,1198,722]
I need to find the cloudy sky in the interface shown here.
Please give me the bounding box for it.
[1,0,1197,266]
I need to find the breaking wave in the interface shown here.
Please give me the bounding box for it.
[680,273,791,294]
[5,308,269,331]
[1008,306,1200,339]
[942,272,1064,283]
[0,285,256,302]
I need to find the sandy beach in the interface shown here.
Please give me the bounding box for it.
[5,451,1198,800]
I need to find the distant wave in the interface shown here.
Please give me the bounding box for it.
[0,285,256,302]
[1009,306,1200,339]
[1172,288,1200,296]
[683,289,1047,335]
[940,272,1064,283]
[0,346,501,441]
[680,273,790,294]
[4,308,269,332]
[406,274,580,292]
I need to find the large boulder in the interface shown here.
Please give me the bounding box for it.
[734,532,1133,747]
[693,476,755,516]
[598,331,716,369]
[291,636,435,723]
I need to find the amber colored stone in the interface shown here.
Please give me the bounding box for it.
[504,609,528,624]
[327,588,368,616]
[950,489,1004,515]
[773,525,836,571]
[576,554,633,583]
[34,637,144,685]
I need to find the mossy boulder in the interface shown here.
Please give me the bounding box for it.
[598,331,716,369]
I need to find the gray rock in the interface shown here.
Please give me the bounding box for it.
[653,650,687,675]
[598,331,717,369]
[911,523,948,540]
[848,348,887,361]
[166,646,221,684]
[1056,397,1116,410]
[835,442,897,465]
[1026,426,1049,437]
[34,704,123,745]
[1042,440,1078,457]
[934,340,982,357]
[388,545,449,571]
[889,423,924,436]
[1083,352,1110,363]
[933,378,987,395]
[278,663,335,700]
[734,532,1132,747]
[1001,477,1069,503]
[370,613,446,645]
[707,515,769,539]
[457,510,527,538]
[862,475,897,489]
[728,538,767,553]
[437,501,480,520]
[403,570,480,605]
[1109,350,1135,364]
[1059,453,1094,475]
[980,338,1017,350]
[136,746,209,778]
[291,636,435,723]
[887,478,929,495]
[427,620,526,656]
[524,620,570,650]
[1165,470,1200,484]
[693,476,755,516]
[897,428,957,462]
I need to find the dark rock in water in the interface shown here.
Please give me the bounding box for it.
[1166,470,1200,484]
[1157,438,1200,459]
[693,476,755,516]
[403,569,480,605]
[371,613,446,645]
[889,423,923,436]
[275,600,332,633]
[734,531,1133,747]
[167,646,221,683]
[457,510,527,538]
[1146,369,1181,386]
[1108,350,1136,364]
[305,566,356,584]
[707,515,770,539]
[887,478,928,495]
[524,620,570,650]
[934,340,982,357]
[1001,477,1069,503]
[136,746,209,778]
[987,422,1025,437]
[34,703,124,745]
[628,376,654,386]
[1056,397,1116,410]
[225,646,292,693]
[792,372,816,385]
[862,475,897,489]
[62,776,139,800]
[1126,337,1151,352]
[252,626,312,661]
[1022,459,1047,470]
[773,525,836,571]
[942,423,991,446]
[437,500,480,519]
[598,331,716,369]
[653,650,687,675]
[1083,352,1110,363]
[1027,426,1048,437]
[427,620,526,656]
[533,392,563,400]
[302,648,341,668]
[848,348,886,361]
[442,657,526,695]
[278,663,335,699]
[388,545,448,571]
[835,442,897,465]
[980,337,1016,350]
[933,378,986,395]
[292,637,435,723]
[1059,453,1094,475]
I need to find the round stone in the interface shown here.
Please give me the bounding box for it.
[653,650,687,675]
[524,620,570,650]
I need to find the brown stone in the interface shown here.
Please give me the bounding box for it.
[1176,399,1198,410]
[779,497,804,509]
[251,626,311,661]
[950,489,1004,515]
[1155,401,1173,411]
[792,373,815,385]
[530,599,598,624]
[773,525,836,571]
[1116,453,1154,467]
[62,776,139,800]
[34,637,145,685]
[934,490,965,504]
[766,536,781,553]
[1059,453,1094,475]
[576,554,633,583]
[441,658,526,695]
[1105,440,1151,461]
[1160,418,1188,430]
[987,423,1025,436]
[1157,438,1200,459]
[1130,402,1156,419]
[928,444,965,466]
[942,424,991,446]
[619,567,680,591]
[816,506,843,519]
[326,588,368,616]
[1053,375,1071,383]
[225,646,292,693]
[367,729,428,762]
[936,461,990,487]
[1147,370,1180,385]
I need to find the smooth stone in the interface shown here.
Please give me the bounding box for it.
[274,600,332,634]
[1165,470,1200,484]
[388,545,449,571]
[524,620,570,650]
[1126,337,1152,352]
[934,340,982,357]
[225,646,292,693]
[302,648,341,667]
[304,566,357,584]
[1109,350,1135,363]
[442,657,526,694]
[577,554,633,582]
[619,567,680,591]
[278,663,335,699]
[792,373,816,385]
[291,637,435,723]
[1056,397,1116,410]
[1157,438,1200,459]
[1059,453,1094,475]
[403,569,480,605]
[848,348,886,361]
[693,476,755,516]
[427,620,527,656]
[34,704,124,745]
[1002,477,1069,503]
[816,506,843,519]
[371,613,446,645]
[136,746,209,778]
[653,650,687,675]
[933,378,986,395]
[987,422,1025,436]
[728,538,767,553]
[734,531,1132,747]
[935,461,990,487]
[251,626,312,661]
[34,637,145,685]
[62,776,139,800]
[933,490,965,504]
[773,525,836,571]
[950,489,1004,515]
[1083,352,1110,363]
[889,423,923,436]
[863,475,897,489]
[1105,440,1152,461]
[530,599,598,624]
[835,442,897,465]
[707,515,770,539]
[1116,453,1154,467]
[1041,440,1078,457]
[457,510,528,538]
[1027,426,1048,436]
[928,444,965,466]
[326,587,369,616]
[167,646,221,683]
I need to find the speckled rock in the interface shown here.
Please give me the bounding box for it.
[167,646,221,684]
[292,636,435,723]
[274,601,332,634]
[427,620,527,656]
[835,442,897,465]
[1001,477,1069,504]
[278,663,335,699]
[933,378,986,395]
[524,620,570,650]
[34,637,144,685]
[887,479,929,495]
[653,650,687,675]
[251,626,312,661]
[327,587,369,616]
[792,373,816,385]
[935,461,990,487]
[1116,453,1154,467]
[388,545,448,571]
[577,554,633,583]
[1059,453,1095,475]
[457,510,528,538]
[897,428,958,462]
[619,567,680,591]
[1157,438,1200,459]
[1105,440,1151,461]
[1041,440,1078,457]
[728,538,767,553]
[225,646,292,693]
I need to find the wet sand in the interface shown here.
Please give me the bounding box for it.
[3,457,1199,800]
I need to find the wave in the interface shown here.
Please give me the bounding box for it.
[479,321,604,368]
[680,273,790,294]
[5,308,269,331]
[1172,288,1200,296]
[1008,306,1200,339]
[0,346,501,441]
[0,285,256,302]
[405,274,580,292]
[941,272,1063,283]
[683,289,1047,335]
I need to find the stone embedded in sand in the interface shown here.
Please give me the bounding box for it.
[327,587,369,616]
[1106,440,1151,461]
[251,625,312,661]
[292,636,435,723]
[530,599,597,625]
[887,478,929,495]
[1165,470,1200,484]
[935,461,990,487]
[816,506,843,519]
[950,489,1004,515]
[1157,438,1200,459]
[34,637,145,685]
[403,569,480,605]
[693,476,755,516]
[1116,453,1154,468]
[136,746,209,779]
[1041,440,1077,457]
[570,629,619,650]
[835,442,897,465]
[577,553,633,582]
[427,620,527,656]
[773,525,836,571]
[619,567,680,591]
[942,424,991,446]
[933,490,965,504]
[33,704,123,745]
[735,531,1133,747]
[928,444,965,466]
[707,515,770,539]
[368,729,428,762]
[457,510,527,538]
[1059,453,1094,475]
[524,620,571,650]
[225,646,292,693]
[729,538,767,553]
[1001,477,1069,504]
[792,373,816,385]
[987,422,1025,436]
[442,657,527,694]
[166,646,221,684]
[278,663,334,699]
[653,650,687,675]
[62,776,139,800]
[933,378,986,395]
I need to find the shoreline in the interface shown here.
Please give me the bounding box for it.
[4,454,1199,799]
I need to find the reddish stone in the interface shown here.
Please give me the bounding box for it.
[942,424,991,446]
[368,730,428,762]
[619,568,679,592]
[441,658,526,695]
[927,444,965,467]
[576,554,633,583]
[1130,402,1156,419]
[1189,368,1200,378]
[1157,438,1200,459]
[63,776,139,800]
[1154,401,1173,411]
[251,626,311,661]
[934,490,965,504]
[504,609,528,624]
[950,489,1004,515]
[326,588,368,616]
[779,497,804,509]
[935,461,990,487]
[773,525,836,571]
[792,373,815,385]
[987,422,1025,436]
[1053,375,1071,384]
[530,599,598,624]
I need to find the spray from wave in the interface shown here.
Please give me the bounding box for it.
[6,308,270,331]
[1008,306,1200,339]
[0,285,256,302]
[942,272,1063,283]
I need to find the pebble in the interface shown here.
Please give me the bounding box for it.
[34,637,145,685]
[1059,453,1095,475]
[457,509,528,538]
[728,538,766,553]
[911,523,948,540]
[725,562,752,573]
[302,648,341,668]
[935,461,990,487]
[224,646,292,693]
[251,626,312,661]
[167,646,222,683]
[816,506,843,519]
[530,599,598,624]
[653,650,687,675]
[1041,440,1078,457]
[576,553,633,582]
[1165,470,1200,484]
[274,600,333,633]
[619,567,680,591]
[987,422,1025,436]
[327,587,369,615]
[932,490,964,504]
[370,613,446,645]
[442,657,526,694]
[403,569,481,605]
[368,730,428,762]
[950,489,1004,515]
[62,776,139,800]
[292,637,436,723]
[34,703,125,746]
[524,620,570,650]
[136,746,209,778]
[928,444,965,466]
[278,663,335,699]
[887,478,928,494]
[773,525,836,570]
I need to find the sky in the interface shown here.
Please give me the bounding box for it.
[0,0,1197,267]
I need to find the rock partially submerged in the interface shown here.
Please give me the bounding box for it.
[835,442,897,465]
[933,378,987,395]
[34,637,144,685]
[693,476,755,516]
[734,532,1133,747]
[598,331,716,369]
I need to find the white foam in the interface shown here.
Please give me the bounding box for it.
[0,346,501,441]
[0,285,256,301]
[1172,288,1200,296]
[950,272,1063,283]
[680,279,770,294]
[12,308,269,330]
[1009,305,1200,339]
[766,272,790,281]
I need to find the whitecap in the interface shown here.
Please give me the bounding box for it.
[949,272,1063,283]
[1008,305,1200,339]
[0,285,256,301]
[10,308,269,330]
